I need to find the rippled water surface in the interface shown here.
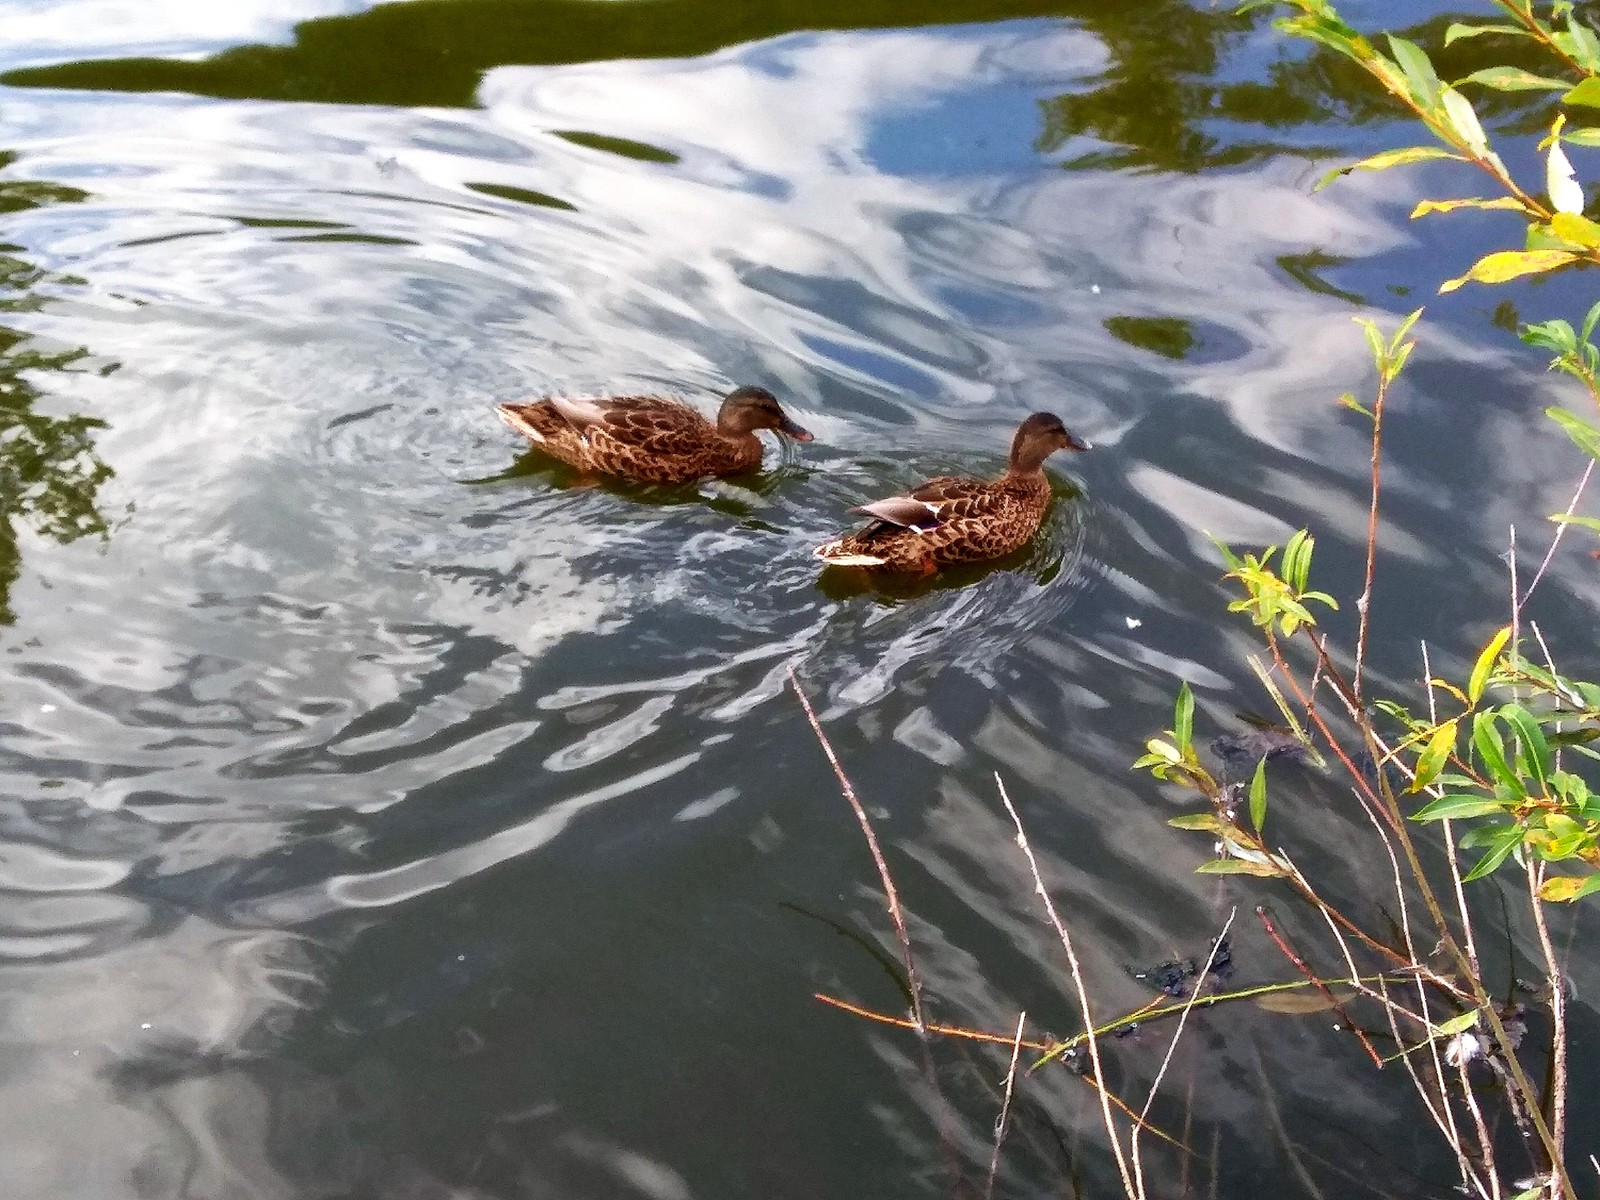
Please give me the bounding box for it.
[2,1,1599,1196]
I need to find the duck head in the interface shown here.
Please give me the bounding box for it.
[719,386,813,442]
[1009,411,1090,472]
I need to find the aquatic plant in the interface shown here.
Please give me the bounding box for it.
[1134,3,1600,1198]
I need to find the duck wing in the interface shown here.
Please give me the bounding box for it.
[853,475,997,530]
[549,395,713,453]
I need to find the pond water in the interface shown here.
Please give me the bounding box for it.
[1,1,1597,1196]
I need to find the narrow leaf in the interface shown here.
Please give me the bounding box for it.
[1462,825,1523,881]
[1546,407,1600,461]
[1174,682,1195,754]
[1444,23,1531,45]
[1249,758,1268,833]
[1411,719,1459,792]
[1196,858,1283,877]
[1563,76,1600,108]
[1387,35,1443,110]
[1412,793,1509,821]
[1168,812,1226,832]
[1456,65,1567,90]
[1552,211,1600,246]
[1499,704,1551,790]
[1441,87,1489,156]
[1410,195,1530,217]
[1469,626,1511,704]
[1315,146,1464,192]
[1439,250,1580,293]
[1432,1009,1481,1038]
[1472,713,1519,790]
[1549,513,1600,533]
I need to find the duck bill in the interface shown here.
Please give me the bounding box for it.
[1065,433,1092,452]
[779,417,814,442]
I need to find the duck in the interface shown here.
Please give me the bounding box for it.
[813,412,1089,575]
[496,385,813,485]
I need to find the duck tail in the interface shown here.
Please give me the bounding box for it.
[497,401,557,443]
[814,537,887,566]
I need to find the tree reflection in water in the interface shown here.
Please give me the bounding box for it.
[0,156,114,624]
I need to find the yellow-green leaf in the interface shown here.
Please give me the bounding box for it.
[1456,65,1568,90]
[1315,146,1465,192]
[1563,77,1600,109]
[1469,626,1511,704]
[1410,196,1526,218]
[1551,211,1600,247]
[1196,858,1283,877]
[1411,719,1459,792]
[1539,873,1600,902]
[1439,250,1581,293]
[1441,87,1489,156]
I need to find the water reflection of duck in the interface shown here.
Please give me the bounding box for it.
[495,385,812,484]
[814,412,1090,576]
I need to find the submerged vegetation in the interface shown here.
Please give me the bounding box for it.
[804,2,1600,1197]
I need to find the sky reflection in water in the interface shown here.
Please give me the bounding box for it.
[0,1,1596,1197]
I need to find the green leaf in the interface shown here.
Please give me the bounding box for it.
[1462,823,1523,881]
[1196,858,1283,877]
[1469,626,1512,704]
[1549,513,1600,533]
[1439,249,1581,293]
[1499,703,1551,791]
[1387,35,1443,111]
[1564,77,1600,109]
[1546,406,1600,461]
[1456,66,1567,90]
[1168,812,1226,832]
[1250,758,1268,833]
[1315,146,1465,192]
[1174,681,1195,754]
[1432,1009,1481,1038]
[1444,23,1531,45]
[1473,713,1520,791]
[1563,126,1600,147]
[1581,298,1600,344]
[1411,719,1458,792]
[1441,87,1489,156]
[1412,793,1509,821]
[1411,197,1528,218]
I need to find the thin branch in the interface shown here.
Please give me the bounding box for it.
[1354,368,1391,699]
[986,1011,1027,1200]
[1527,861,1568,1180]
[789,669,927,1033]
[1132,909,1237,1198]
[1257,905,1383,1067]
[996,772,1139,1198]
[1519,460,1594,613]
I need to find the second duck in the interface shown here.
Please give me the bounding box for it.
[814,412,1089,575]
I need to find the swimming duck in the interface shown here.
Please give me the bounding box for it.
[496,386,813,485]
[813,412,1089,574]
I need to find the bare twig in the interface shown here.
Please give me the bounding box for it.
[995,772,1139,1198]
[790,669,927,1033]
[1354,367,1391,699]
[1527,862,1568,1182]
[1519,460,1594,613]
[1131,909,1237,1197]
[1256,906,1384,1067]
[986,1011,1028,1200]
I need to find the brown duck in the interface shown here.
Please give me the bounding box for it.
[496,386,813,485]
[813,412,1089,575]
